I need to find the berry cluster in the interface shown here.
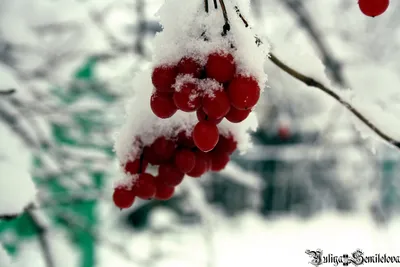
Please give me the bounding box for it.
[150,52,260,152]
[113,130,237,209]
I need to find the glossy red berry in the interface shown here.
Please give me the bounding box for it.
[210,151,230,171]
[177,130,196,148]
[177,57,202,78]
[150,92,177,119]
[205,52,236,83]
[151,137,176,162]
[158,163,185,186]
[359,0,389,17]
[152,65,177,92]
[124,158,148,174]
[215,134,237,155]
[187,152,209,177]
[143,146,162,165]
[113,186,135,209]
[192,121,219,152]
[196,109,223,124]
[173,82,201,112]
[154,181,175,200]
[227,76,260,110]
[174,149,196,173]
[132,173,156,199]
[225,106,251,123]
[202,90,231,119]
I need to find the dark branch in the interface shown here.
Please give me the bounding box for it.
[268,53,400,149]
[229,2,400,150]
[281,0,346,86]
[27,211,55,267]
[0,88,15,95]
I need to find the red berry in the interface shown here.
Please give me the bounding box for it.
[205,52,236,83]
[359,0,389,17]
[124,158,148,174]
[113,186,135,209]
[210,151,230,171]
[150,92,177,119]
[132,173,156,199]
[152,65,177,92]
[143,146,162,165]
[174,149,196,173]
[154,180,175,200]
[215,134,237,155]
[196,109,223,124]
[177,57,202,78]
[173,82,201,112]
[177,130,195,148]
[227,76,260,110]
[151,137,176,162]
[158,163,185,186]
[225,106,251,123]
[187,152,210,177]
[192,121,219,152]
[202,90,231,119]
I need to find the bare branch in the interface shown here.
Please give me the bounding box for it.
[26,211,55,267]
[228,2,400,150]
[281,0,346,86]
[0,88,15,95]
[268,53,400,149]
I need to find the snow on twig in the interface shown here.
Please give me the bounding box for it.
[228,1,400,151]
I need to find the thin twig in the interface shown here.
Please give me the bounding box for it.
[218,0,230,35]
[213,0,218,9]
[268,53,400,149]
[232,4,400,150]
[205,0,209,13]
[281,0,345,86]
[27,211,55,267]
[0,88,15,95]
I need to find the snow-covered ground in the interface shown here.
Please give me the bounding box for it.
[97,210,400,267]
[1,0,400,266]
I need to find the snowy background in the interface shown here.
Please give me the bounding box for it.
[1,0,400,266]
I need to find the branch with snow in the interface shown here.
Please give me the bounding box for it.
[228,1,400,151]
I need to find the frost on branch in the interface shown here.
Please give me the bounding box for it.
[0,162,36,218]
[113,0,267,209]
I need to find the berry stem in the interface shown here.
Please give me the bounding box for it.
[213,0,218,9]
[138,154,144,173]
[204,0,209,13]
[234,6,248,28]
[218,0,230,36]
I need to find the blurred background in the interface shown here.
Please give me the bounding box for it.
[1,0,400,266]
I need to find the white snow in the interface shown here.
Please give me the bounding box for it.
[341,91,400,147]
[153,0,268,87]
[113,67,259,165]
[0,162,36,216]
[97,211,400,267]
[0,246,12,267]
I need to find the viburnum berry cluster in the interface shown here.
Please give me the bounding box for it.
[151,52,261,152]
[113,130,237,209]
[113,0,268,210]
